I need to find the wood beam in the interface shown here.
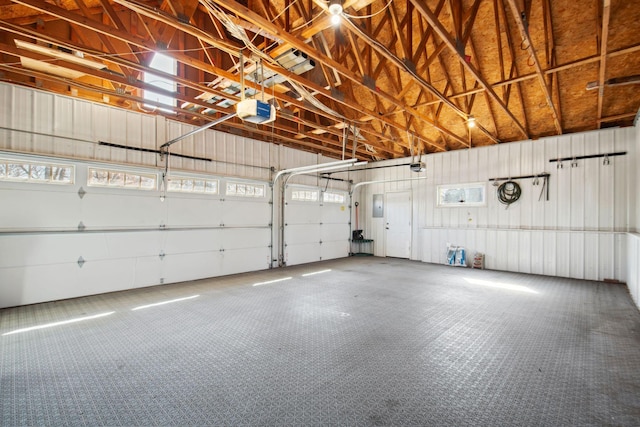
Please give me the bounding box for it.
[505,0,562,134]
[597,112,637,123]
[198,0,446,151]
[596,0,611,128]
[388,0,410,60]
[542,0,562,132]
[413,42,640,108]
[497,0,529,134]
[341,19,469,145]
[409,0,528,138]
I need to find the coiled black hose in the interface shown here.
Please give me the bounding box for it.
[497,181,521,206]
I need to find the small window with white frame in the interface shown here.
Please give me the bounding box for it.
[167,176,218,194]
[0,158,74,184]
[322,190,346,204]
[225,181,266,198]
[88,167,156,190]
[437,182,486,207]
[291,188,319,202]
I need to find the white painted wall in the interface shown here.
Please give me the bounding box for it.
[0,83,350,308]
[624,117,640,308]
[356,127,635,286]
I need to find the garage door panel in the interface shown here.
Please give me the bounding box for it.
[222,247,270,275]
[321,204,349,223]
[285,243,320,265]
[223,200,270,226]
[164,229,221,253]
[0,188,80,229]
[163,251,222,283]
[221,227,270,250]
[321,224,349,242]
[166,197,222,226]
[320,240,349,261]
[285,224,320,245]
[286,203,321,224]
[133,256,163,288]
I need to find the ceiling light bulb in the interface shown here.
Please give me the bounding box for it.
[330,13,341,25]
[467,115,476,128]
[328,0,343,15]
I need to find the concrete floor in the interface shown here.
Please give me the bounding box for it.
[1,257,640,426]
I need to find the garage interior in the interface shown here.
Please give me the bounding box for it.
[1,0,640,425]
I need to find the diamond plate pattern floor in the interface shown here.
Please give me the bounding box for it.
[1,258,640,426]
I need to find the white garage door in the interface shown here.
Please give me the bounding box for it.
[284,186,349,266]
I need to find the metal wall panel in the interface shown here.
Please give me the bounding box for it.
[362,127,634,283]
[626,234,640,307]
[0,83,278,178]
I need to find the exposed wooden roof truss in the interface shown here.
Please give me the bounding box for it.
[1,0,639,160]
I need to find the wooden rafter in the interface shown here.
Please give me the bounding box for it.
[342,16,470,145]
[596,0,611,128]
[505,0,562,134]
[497,0,529,134]
[409,0,529,139]
[416,43,640,106]
[198,0,446,151]
[1,0,638,159]
[541,0,562,131]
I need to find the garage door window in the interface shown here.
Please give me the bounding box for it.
[0,159,73,184]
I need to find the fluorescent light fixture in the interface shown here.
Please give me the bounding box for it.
[463,277,538,294]
[131,295,200,311]
[302,269,332,277]
[2,312,115,336]
[252,277,292,287]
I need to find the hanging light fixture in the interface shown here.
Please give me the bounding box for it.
[329,0,343,25]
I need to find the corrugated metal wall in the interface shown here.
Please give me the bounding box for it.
[624,121,640,307]
[357,127,635,283]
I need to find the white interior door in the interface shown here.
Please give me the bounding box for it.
[385,191,411,258]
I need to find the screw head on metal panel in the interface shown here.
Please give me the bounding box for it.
[77,187,86,199]
[77,256,85,268]
[78,221,86,231]
[159,251,165,260]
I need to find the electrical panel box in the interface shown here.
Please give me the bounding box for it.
[372,194,383,217]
